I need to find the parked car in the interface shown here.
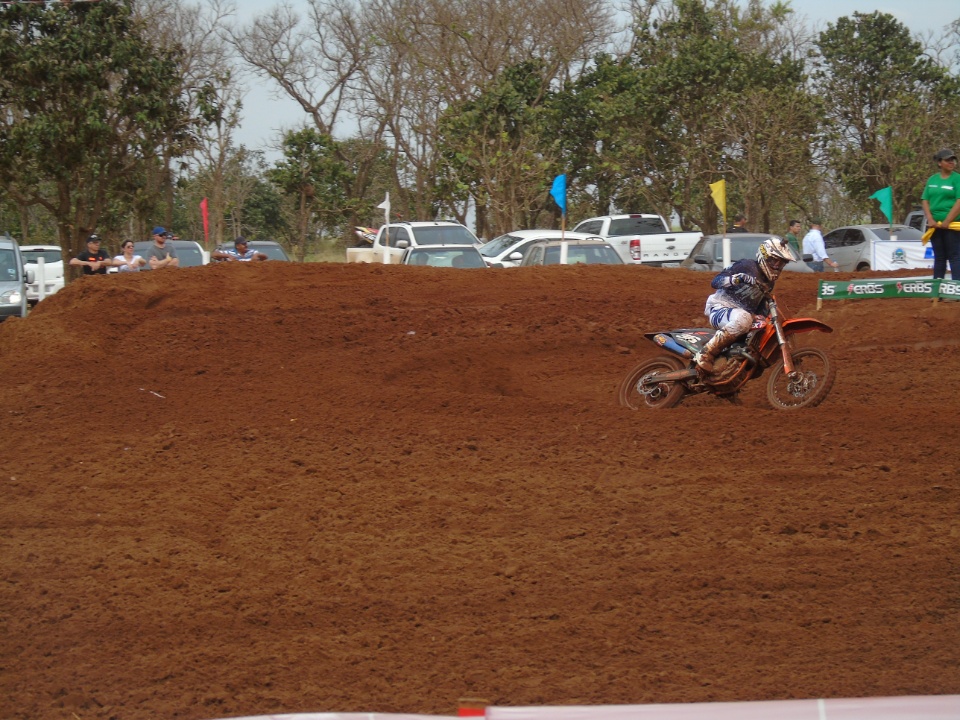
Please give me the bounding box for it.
[680,233,812,273]
[20,244,64,303]
[479,229,606,267]
[519,236,624,266]
[132,239,209,269]
[0,235,28,321]
[571,213,701,265]
[904,209,926,233]
[400,244,488,268]
[822,224,924,272]
[215,239,291,261]
[346,222,480,263]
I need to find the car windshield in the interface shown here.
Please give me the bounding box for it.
[22,249,62,264]
[480,234,523,257]
[721,238,767,261]
[873,227,923,241]
[607,217,665,236]
[0,248,20,279]
[253,244,290,260]
[542,244,621,265]
[407,248,486,268]
[413,226,478,245]
[176,244,204,267]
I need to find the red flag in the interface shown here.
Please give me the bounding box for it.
[200,197,209,246]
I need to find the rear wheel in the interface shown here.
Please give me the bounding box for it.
[619,355,687,410]
[765,348,835,410]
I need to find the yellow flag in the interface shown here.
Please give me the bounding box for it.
[709,180,726,223]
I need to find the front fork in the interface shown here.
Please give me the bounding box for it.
[768,300,795,375]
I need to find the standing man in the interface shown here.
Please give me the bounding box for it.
[730,214,748,233]
[144,227,180,270]
[69,234,114,275]
[802,219,839,272]
[784,220,802,255]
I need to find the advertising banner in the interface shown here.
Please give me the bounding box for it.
[818,278,960,301]
[871,241,933,271]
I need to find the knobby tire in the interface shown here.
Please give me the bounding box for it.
[765,347,835,410]
[618,355,687,410]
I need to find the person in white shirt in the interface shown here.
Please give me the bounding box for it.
[113,240,146,272]
[801,219,839,272]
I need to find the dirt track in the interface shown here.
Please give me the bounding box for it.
[1,262,958,720]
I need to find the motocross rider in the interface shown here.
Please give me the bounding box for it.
[696,236,799,373]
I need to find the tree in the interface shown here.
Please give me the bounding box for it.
[267,127,354,261]
[0,0,194,280]
[812,12,960,221]
[437,61,560,238]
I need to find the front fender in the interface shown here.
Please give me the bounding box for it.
[782,318,833,336]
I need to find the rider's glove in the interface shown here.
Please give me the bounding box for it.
[731,273,756,286]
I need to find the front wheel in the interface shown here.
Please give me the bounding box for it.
[765,347,835,410]
[619,355,687,410]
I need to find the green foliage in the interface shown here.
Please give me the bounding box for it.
[0,0,194,270]
[813,11,960,219]
[267,127,356,259]
[437,60,559,236]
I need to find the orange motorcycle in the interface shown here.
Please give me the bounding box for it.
[618,296,835,410]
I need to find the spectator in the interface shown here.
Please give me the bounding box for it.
[921,148,960,280]
[802,219,839,272]
[784,220,802,255]
[69,234,114,275]
[212,237,267,262]
[113,240,146,272]
[729,214,748,233]
[144,227,180,270]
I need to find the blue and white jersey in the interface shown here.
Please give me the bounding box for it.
[704,259,771,315]
[224,248,259,261]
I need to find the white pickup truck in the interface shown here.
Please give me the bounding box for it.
[346,221,480,263]
[571,214,702,266]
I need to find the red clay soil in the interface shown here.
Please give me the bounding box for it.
[1,262,958,720]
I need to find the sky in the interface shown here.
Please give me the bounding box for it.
[227,0,959,160]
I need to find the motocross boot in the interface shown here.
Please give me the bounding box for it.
[696,329,736,373]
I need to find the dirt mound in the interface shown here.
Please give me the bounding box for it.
[1,262,958,720]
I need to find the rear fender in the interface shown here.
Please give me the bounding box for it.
[782,318,833,336]
[644,331,697,359]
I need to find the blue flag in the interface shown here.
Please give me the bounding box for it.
[550,174,567,215]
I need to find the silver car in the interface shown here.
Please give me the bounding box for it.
[480,230,608,267]
[822,224,923,272]
[519,237,623,266]
[0,235,28,321]
[680,233,812,273]
[401,244,487,268]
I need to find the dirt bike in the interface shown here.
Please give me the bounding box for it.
[618,295,835,410]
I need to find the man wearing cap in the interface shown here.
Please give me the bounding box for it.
[144,226,180,270]
[802,219,838,272]
[212,237,267,262]
[921,148,960,280]
[69,234,114,275]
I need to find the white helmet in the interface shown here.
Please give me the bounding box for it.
[756,236,799,281]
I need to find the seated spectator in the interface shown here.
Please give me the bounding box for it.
[212,237,268,262]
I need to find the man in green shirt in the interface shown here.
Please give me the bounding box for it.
[784,220,802,255]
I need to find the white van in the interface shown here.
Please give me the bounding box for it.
[21,244,65,303]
